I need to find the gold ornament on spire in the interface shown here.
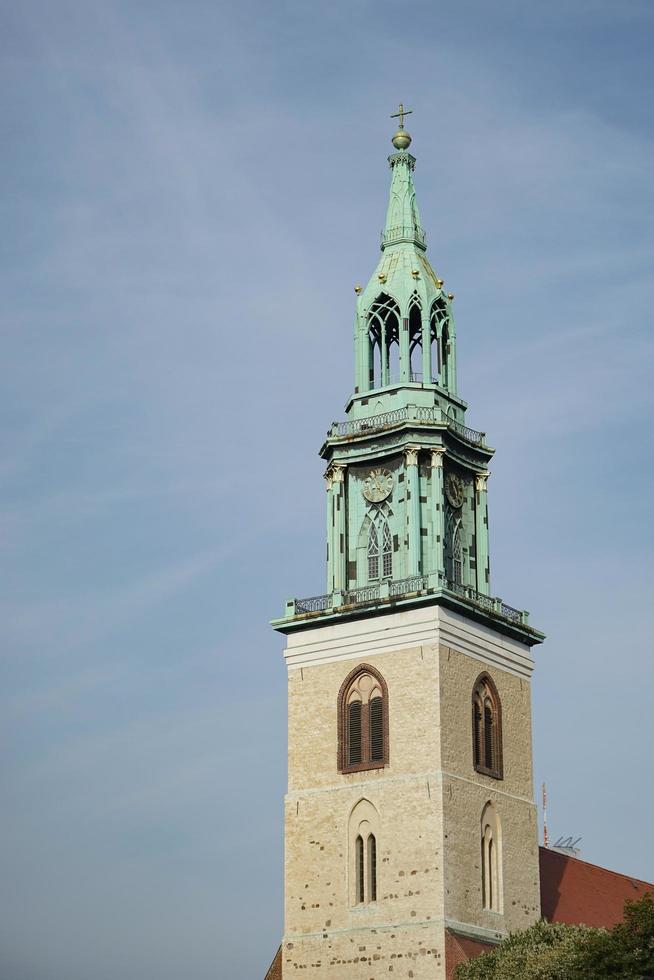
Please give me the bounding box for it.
[390,103,413,150]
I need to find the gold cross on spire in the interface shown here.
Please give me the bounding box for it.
[391,103,412,129]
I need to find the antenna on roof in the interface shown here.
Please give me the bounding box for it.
[542,782,549,848]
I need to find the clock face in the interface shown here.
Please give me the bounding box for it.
[362,468,394,503]
[445,472,465,508]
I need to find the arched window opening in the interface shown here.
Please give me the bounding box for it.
[388,339,400,383]
[369,696,383,761]
[368,519,392,582]
[481,803,502,913]
[484,700,494,766]
[472,674,503,779]
[367,294,400,390]
[453,522,463,584]
[430,300,448,384]
[441,323,450,389]
[382,521,392,578]
[408,302,422,380]
[338,665,389,773]
[349,800,380,907]
[355,835,365,904]
[347,699,362,766]
[368,523,379,581]
[445,511,464,587]
[371,339,382,390]
[367,834,377,902]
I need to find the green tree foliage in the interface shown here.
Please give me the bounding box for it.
[455,893,654,980]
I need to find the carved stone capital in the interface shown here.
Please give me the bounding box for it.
[430,448,446,469]
[404,445,421,467]
[324,462,346,490]
[475,472,490,492]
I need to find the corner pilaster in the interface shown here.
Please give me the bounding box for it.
[404,445,421,576]
[474,472,490,595]
[429,448,446,577]
[325,463,346,592]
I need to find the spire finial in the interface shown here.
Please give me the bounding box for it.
[390,103,412,150]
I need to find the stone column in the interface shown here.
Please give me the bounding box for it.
[404,446,421,577]
[327,463,346,592]
[429,447,446,580]
[475,472,490,595]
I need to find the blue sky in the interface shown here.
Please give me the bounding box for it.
[1,1,653,977]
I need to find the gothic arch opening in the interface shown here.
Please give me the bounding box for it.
[367,294,400,389]
[481,801,502,912]
[472,673,503,779]
[338,663,389,773]
[408,299,422,379]
[348,799,380,907]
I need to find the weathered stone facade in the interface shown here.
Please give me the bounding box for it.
[280,608,541,978]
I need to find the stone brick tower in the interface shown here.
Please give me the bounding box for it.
[272,108,545,980]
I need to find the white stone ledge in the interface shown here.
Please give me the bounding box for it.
[283,604,535,678]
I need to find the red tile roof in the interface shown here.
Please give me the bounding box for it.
[539,846,654,929]
[264,945,282,980]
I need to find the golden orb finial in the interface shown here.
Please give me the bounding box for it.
[392,128,412,150]
[390,103,413,150]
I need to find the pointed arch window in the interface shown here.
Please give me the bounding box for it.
[349,800,380,907]
[338,664,389,773]
[382,521,393,578]
[430,299,449,386]
[367,294,400,389]
[368,519,392,582]
[472,673,503,779]
[481,802,502,912]
[408,298,423,380]
[452,522,463,584]
[368,523,379,580]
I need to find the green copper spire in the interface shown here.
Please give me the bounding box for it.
[353,112,457,398]
[273,111,543,652]
[383,106,426,250]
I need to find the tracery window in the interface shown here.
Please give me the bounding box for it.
[382,521,392,578]
[338,664,389,773]
[472,673,503,779]
[349,799,379,906]
[368,519,392,582]
[481,802,502,912]
[368,523,379,580]
[452,522,463,584]
[368,294,400,389]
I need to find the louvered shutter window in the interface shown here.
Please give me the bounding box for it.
[368,834,377,902]
[369,696,384,761]
[484,701,494,770]
[472,675,503,780]
[338,665,388,773]
[473,697,483,768]
[348,701,362,765]
[356,835,364,903]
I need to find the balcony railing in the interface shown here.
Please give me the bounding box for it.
[328,406,485,446]
[445,580,524,624]
[381,224,426,248]
[287,576,528,627]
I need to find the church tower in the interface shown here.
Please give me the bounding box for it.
[272,109,545,980]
